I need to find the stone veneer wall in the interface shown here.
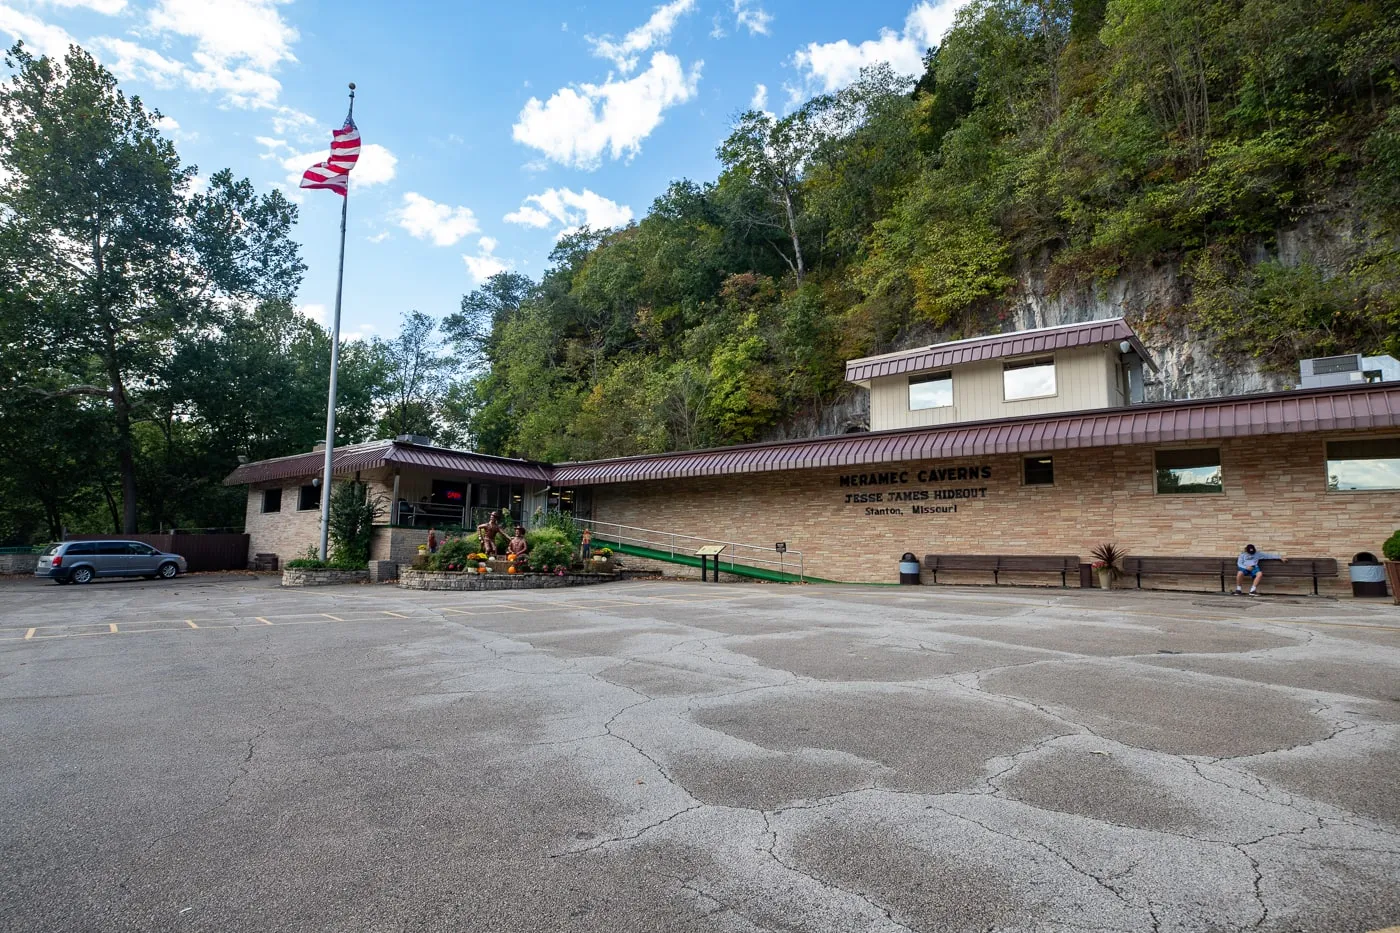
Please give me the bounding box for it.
[590,431,1400,596]
[0,554,39,573]
[281,568,369,587]
[398,570,617,591]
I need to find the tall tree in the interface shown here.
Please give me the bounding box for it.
[375,310,456,440]
[0,44,303,531]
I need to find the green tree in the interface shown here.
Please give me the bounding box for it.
[0,44,303,532]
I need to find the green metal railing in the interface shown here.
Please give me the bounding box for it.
[578,518,817,583]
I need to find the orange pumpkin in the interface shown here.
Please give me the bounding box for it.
[507,565,517,574]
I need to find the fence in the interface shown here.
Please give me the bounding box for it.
[575,518,805,582]
[63,533,250,572]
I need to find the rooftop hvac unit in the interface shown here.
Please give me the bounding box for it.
[395,434,434,446]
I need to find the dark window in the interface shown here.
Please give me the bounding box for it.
[1155,448,1223,494]
[97,542,129,555]
[129,542,157,555]
[262,488,282,513]
[298,484,319,510]
[908,372,952,410]
[65,542,96,555]
[1023,456,1054,486]
[1326,438,1400,491]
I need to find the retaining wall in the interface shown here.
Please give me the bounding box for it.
[281,568,370,587]
[398,570,618,591]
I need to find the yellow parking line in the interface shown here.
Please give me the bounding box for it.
[322,613,345,621]
[109,623,119,634]
[256,617,272,625]
[382,611,408,618]
[439,607,474,615]
[185,620,198,629]
[25,628,35,640]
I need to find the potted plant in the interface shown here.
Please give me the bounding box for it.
[1384,530,1400,605]
[1090,542,1124,590]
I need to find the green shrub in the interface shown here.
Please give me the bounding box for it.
[534,510,583,546]
[284,557,367,571]
[1383,530,1400,562]
[328,482,384,565]
[526,528,573,571]
[429,537,481,571]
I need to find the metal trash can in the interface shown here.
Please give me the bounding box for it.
[899,552,921,585]
[1349,552,1389,598]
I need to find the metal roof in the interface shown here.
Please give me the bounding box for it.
[224,384,1400,490]
[550,383,1400,485]
[844,318,1157,384]
[222,440,549,486]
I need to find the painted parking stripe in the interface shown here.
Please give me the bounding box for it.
[322,614,345,621]
[25,628,35,640]
[257,617,273,625]
[382,611,409,618]
[185,620,198,629]
[109,623,119,634]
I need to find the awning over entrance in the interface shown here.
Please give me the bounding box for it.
[222,440,550,486]
[549,383,1400,485]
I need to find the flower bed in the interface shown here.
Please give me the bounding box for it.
[398,569,619,591]
[282,567,370,587]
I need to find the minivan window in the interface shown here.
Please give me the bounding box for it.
[43,544,61,555]
[98,542,129,555]
[129,542,157,555]
[66,542,96,555]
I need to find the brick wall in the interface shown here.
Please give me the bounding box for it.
[590,431,1399,595]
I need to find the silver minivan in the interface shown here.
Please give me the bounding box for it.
[34,541,188,585]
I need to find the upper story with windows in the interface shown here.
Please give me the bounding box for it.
[846,319,1157,433]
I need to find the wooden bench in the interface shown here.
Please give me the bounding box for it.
[923,554,1081,587]
[1121,556,1339,595]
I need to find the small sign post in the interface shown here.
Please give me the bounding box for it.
[775,542,786,578]
[695,544,726,583]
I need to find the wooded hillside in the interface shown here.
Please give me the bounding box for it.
[0,0,1396,543]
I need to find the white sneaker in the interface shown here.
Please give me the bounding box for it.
[1232,588,1243,595]
[1247,590,1257,597]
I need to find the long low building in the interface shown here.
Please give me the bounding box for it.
[225,319,1400,595]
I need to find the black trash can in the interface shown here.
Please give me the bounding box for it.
[899,552,921,585]
[1349,552,1390,598]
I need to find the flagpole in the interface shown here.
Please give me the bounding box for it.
[318,82,356,561]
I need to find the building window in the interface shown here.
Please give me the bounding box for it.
[908,372,952,410]
[262,488,282,513]
[1004,356,1057,401]
[298,484,319,511]
[1155,448,1223,494]
[1023,456,1054,486]
[1327,438,1400,491]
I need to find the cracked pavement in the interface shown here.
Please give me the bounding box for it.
[1,574,1398,932]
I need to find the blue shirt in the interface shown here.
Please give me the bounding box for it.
[1238,550,1279,571]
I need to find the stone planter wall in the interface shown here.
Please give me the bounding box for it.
[398,570,618,591]
[0,553,39,574]
[281,567,370,587]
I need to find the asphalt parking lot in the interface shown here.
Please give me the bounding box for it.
[2,574,1398,933]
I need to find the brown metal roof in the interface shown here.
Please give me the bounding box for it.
[222,440,549,486]
[844,318,1157,384]
[550,383,1400,485]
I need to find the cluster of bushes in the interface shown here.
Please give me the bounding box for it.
[422,513,587,574]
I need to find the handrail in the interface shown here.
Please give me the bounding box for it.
[577,517,804,582]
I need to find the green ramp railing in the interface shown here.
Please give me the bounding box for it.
[579,518,830,583]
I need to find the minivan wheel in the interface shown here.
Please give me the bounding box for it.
[158,562,178,579]
[70,566,94,585]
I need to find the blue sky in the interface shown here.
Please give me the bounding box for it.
[0,0,967,343]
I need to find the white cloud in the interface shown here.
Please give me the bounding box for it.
[271,107,316,136]
[367,231,390,244]
[155,115,179,131]
[281,143,397,189]
[791,0,962,94]
[513,52,701,168]
[588,0,695,73]
[147,0,297,73]
[463,237,509,284]
[0,5,78,57]
[255,135,286,149]
[395,192,480,247]
[92,36,187,87]
[733,0,772,35]
[504,188,633,236]
[296,303,327,326]
[45,0,127,15]
[750,83,767,110]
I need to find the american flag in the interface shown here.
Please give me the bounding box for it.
[301,113,361,196]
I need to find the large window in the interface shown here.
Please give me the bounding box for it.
[1023,456,1054,486]
[909,372,952,410]
[1327,438,1400,491]
[298,484,319,511]
[262,488,282,513]
[1155,448,1223,494]
[1004,357,1057,401]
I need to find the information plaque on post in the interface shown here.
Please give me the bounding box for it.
[695,545,726,582]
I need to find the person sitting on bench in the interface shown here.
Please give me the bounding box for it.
[1234,543,1285,596]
